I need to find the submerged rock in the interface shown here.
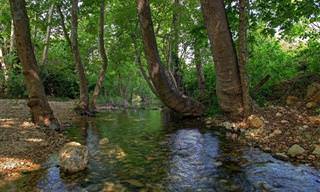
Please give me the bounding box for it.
[103,182,126,192]
[247,115,264,128]
[59,142,88,173]
[287,144,305,157]
[274,153,289,161]
[99,138,109,145]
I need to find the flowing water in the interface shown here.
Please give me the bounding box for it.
[8,110,320,191]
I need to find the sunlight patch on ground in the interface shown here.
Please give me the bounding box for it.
[25,138,44,143]
[0,119,17,128]
[0,157,40,188]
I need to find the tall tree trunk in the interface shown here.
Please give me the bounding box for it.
[132,38,158,97]
[201,0,246,119]
[91,0,109,111]
[41,4,54,65]
[71,0,90,114]
[9,19,15,52]
[57,5,72,48]
[137,0,204,116]
[168,0,182,89]
[9,0,60,130]
[238,0,252,115]
[0,47,9,83]
[194,42,205,98]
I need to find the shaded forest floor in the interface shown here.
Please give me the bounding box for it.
[0,100,76,187]
[206,74,320,168]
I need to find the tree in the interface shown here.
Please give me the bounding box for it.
[193,40,206,98]
[238,0,252,115]
[9,0,60,130]
[91,0,109,111]
[71,0,90,114]
[41,4,54,65]
[137,0,204,116]
[168,0,182,90]
[201,0,250,119]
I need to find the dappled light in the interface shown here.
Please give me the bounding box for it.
[0,157,40,188]
[0,0,320,191]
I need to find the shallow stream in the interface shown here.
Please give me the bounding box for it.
[10,110,320,191]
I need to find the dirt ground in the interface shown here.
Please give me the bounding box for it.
[206,75,320,168]
[0,99,77,188]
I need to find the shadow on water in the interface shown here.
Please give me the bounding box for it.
[8,110,320,191]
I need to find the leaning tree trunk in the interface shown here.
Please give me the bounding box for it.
[132,36,158,97]
[91,0,109,111]
[71,0,90,114]
[201,0,247,119]
[9,0,60,130]
[41,4,54,65]
[137,0,204,116]
[238,0,252,115]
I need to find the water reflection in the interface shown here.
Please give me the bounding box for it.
[167,129,219,192]
[16,110,320,192]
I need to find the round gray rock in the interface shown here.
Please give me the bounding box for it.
[287,144,305,157]
[59,142,88,173]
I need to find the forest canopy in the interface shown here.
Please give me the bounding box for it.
[0,0,319,116]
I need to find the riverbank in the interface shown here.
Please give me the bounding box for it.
[0,99,76,187]
[1,97,319,189]
[206,103,320,168]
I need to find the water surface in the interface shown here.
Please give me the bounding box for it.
[8,110,320,191]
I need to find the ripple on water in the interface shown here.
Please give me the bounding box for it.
[9,111,320,192]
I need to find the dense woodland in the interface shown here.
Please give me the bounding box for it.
[1,0,320,190]
[0,0,319,124]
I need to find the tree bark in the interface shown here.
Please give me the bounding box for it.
[132,38,158,97]
[9,0,60,130]
[137,0,204,116]
[71,0,90,114]
[201,0,246,119]
[238,0,252,115]
[91,0,109,111]
[194,42,205,98]
[41,4,54,65]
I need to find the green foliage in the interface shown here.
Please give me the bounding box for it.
[1,0,319,113]
[294,39,320,73]
[247,34,298,94]
[6,71,27,98]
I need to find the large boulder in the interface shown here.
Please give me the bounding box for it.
[306,82,320,103]
[59,142,88,173]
